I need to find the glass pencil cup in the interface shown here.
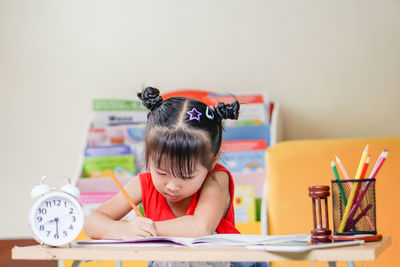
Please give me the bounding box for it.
[331,178,377,235]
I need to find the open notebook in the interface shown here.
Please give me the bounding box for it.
[75,234,310,247]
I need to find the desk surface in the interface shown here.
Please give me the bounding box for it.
[12,236,391,262]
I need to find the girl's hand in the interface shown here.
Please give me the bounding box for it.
[121,217,157,239]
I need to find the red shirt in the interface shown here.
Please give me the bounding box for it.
[139,163,240,234]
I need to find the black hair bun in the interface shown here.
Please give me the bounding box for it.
[215,100,240,120]
[137,87,163,111]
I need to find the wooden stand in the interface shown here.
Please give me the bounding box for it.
[309,185,332,244]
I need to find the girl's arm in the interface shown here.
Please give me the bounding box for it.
[84,177,157,239]
[155,171,231,237]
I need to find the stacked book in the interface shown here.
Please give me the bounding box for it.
[77,99,147,217]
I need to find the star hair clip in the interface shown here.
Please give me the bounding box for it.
[187,107,202,121]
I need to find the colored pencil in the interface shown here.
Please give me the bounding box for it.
[359,155,375,230]
[331,158,347,206]
[338,144,369,233]
[358,151,385,230]
[107,170,144,217]
[335,155,351,180]
[359,156,370,179]
[335,155,354,193]
[368,150,386,179]
[369,150,388,179]
[353,155,370,205]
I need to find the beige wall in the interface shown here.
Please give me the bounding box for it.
[1,0,399,238]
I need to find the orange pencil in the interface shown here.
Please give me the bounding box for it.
[359,155,370,179]
[107,170,144,217]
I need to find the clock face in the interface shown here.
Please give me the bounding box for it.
[29,191,84,246]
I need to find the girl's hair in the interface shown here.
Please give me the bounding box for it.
[138,87,240,179]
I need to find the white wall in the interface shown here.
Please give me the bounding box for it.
[1,0,399,238]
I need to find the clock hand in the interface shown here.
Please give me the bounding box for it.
[43,217,56,224]
[55,212,74,225]
[55,217,59,236]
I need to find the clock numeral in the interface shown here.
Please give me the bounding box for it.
[54,234,59,239]
[72,216,76,222]
[69,208,74,214]
[37,216,42,222]
[38,208,47,215]
[69,225,73,230]
[39,225,44,231]
[45,201,51,208]
[46,231,51,237]
[53,199,61,206]
[63,231,68,237]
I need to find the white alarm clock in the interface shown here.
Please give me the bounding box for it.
[29,175,84,246]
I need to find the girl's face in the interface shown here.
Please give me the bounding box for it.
[149,160,209,203]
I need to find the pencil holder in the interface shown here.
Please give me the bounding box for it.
[331,179,377,235]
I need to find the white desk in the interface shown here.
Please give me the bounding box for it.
[12,236,391,265]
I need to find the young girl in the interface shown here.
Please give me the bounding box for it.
[84,87,268,266]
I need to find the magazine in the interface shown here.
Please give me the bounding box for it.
[82,145,135,178]
[91,99,148,127]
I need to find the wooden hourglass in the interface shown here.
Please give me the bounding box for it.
[309,185,332,244]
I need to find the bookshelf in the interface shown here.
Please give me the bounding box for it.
[68,90,280,266]
[64,90,281,267]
